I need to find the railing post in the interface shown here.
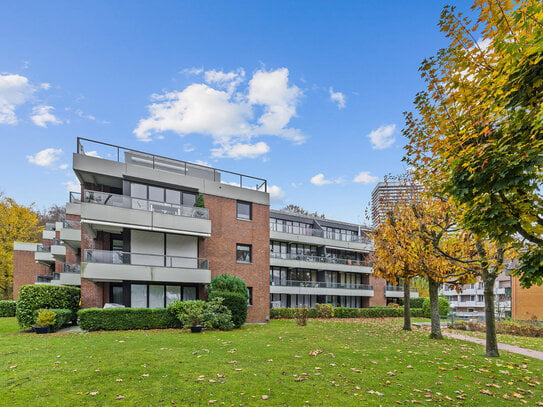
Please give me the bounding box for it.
[117,147,120,162]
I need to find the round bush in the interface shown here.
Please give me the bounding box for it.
[208,274,248,298]
[208,291,247,328]
[0,300,17,317]
[17,285,80,328]
[422,297,450,317]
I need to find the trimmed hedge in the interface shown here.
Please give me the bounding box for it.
[34,308,72,332]
[409,297,427,308]
[208,291,247,328]
[78,308,180,331]
[0,300,16,317]
[410,308,425,317]
[422,297,450,317]
[17,285,80,328]
[271,306,409,319]
[208,274,248,297]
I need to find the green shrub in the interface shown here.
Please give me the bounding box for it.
[359,307,403,318]
[422,297,450,317]
[295,307,310,326]
[270,308,295,319]
[35,309,56,327]
[208,274,248,298]
[410,297,427,308]
[195,194,205,208]
[78,308,180,331]
[202,298,234,331]
[171,300,206,327]
[334,307,362,318]
[0,300,16,317]
[17,285,80,328]
[497,320,543,337]
[208,291,247,328]
[410,308,425,317]
[316,303,334,318]
[34,308,72,332]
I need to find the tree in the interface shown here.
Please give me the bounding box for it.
[281,204,325,219]
[0,194,42,299]
[38,204,66,226]
[403,0,543,287]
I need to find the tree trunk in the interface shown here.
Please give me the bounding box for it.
[403,279,412,331]
[483,275,500,357]
[428,278,443,340]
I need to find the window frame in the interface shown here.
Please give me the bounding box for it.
[236,200,252,221]
[236,244,252,264]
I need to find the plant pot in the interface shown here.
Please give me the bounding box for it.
[35,326,50,334]
[190,326,203,333]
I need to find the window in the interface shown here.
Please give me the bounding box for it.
[247,287,253,306]
[236,244,252,263]
[149,186,164,202]
[237,201,252,220]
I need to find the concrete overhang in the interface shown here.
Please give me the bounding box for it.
[270,257,373,274]
[270,285,374,297]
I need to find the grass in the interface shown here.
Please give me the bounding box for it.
[1,317,542,406]
[445,328,543,353]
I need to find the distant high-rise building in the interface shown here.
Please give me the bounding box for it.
[371,181,422,227]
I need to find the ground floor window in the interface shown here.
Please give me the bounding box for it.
[270,294,363,309]
[112,283,199,308]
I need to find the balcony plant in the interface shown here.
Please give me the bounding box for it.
[34,309,56,334]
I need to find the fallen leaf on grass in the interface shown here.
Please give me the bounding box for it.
[116,395,125,400]
[309,350,322,356]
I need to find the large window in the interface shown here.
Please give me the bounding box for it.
[130,283,196,308]
[236,244,252,263]
[130,182,197,206]
[237,201,252,220]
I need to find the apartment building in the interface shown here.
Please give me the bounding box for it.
[440,272,512,320]
[269,210,417,308]
[371,180,422,227]
[13,210,82,298]
[70,138,270,323]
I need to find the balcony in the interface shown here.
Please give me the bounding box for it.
[59,263,82,285]
[59,219,81,251]
[270,223,373,251]
[42,222,56,239]
[81,190,211,237]
[270,280,374,297]
[269,252,373,273]
[35,244,54,263]
[384,285,420,298]
[81,249,211,284]
[51,238,66,260]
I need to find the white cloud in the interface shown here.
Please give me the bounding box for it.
[180,67,203,76]
[211,141,269,159]
[0,74,35,124]
[27,148,62,167]
[59,163,69,170]
[183,143,195,152]
[84,150,100,158]
[269,185,285,204]
[192,159,210,167]
[329,87,346,109]
[367,124,396,150]
[31,105,63,127]
[134,67,305,157]
[310,173,344,186]
[353,171,378,184]
[40,83,51,90]
[290,182,302,188]
[63,179,80,193]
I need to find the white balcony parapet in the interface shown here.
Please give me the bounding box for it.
[270,251,372,267]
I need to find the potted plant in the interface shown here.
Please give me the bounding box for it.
[178,302,205,333]
[35,310,56,334]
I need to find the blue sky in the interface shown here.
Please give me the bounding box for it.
[0,0,473,223]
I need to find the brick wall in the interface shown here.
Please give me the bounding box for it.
[13,250,50,299]
[512,277,543,320]
[369,275,387,306]
[199,194,270,323]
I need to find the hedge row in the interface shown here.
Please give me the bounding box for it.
[34,308,72,332]
[17,285,80,328]
[0,300,16,317]
[270,306,427,319]
[78,308,180,331]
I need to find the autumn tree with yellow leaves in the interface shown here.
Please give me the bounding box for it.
[403,0,543,287]
[0,194,42,299]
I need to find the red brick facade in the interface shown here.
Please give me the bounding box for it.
[199,194,270,323]
[13,249,51,299]
[369,275,387,306]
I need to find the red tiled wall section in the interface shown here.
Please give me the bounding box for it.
[13,250,50,299]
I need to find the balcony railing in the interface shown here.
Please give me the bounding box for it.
[36,244,51,253]
[77,137,267,192]
[385,285,419,293]
[63,263,81,274]
[63,219,81,229]
[52,238,62,246]
[84,249,209,269]
[45,222,56,231]
[37,272,60,283]
[84,190,210,219]
[271,280,373,290]
[69,191,81,203]
[270,251,372,267]
[270,222,371,244]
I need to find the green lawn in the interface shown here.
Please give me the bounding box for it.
[445,328,543,353]
[2,317,542,406]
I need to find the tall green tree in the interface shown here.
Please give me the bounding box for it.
[403,0,543,287]
[0,194,42,299]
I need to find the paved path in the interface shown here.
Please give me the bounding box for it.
[443,331,543,360]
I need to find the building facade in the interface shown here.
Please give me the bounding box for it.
[371,180,422,228]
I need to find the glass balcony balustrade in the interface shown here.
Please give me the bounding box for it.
[270,222,371,244]
[270,279,373,290]
[36,244,51,253]
[84,190,209,219]
[84,249,209,269]
[270,251,372,267]
[62,263,81,273]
